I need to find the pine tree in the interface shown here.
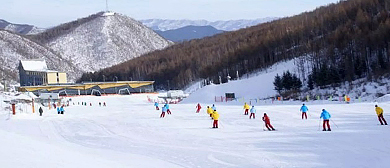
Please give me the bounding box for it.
[273,74,283,94]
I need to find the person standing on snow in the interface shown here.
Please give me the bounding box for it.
[196,103,202,113]
[57,106,60,114]
[160,105,167,118]
[39,107,43,116]
[207,106,213,118]
[249,106,256,119]
[243,102,250,115]
[300,103,309,119]
[320,109,331,131]
[375,105,388,125]
[212,110,220,128]
[262,113,275,131]
[154,102,159,110]
[165,103,172,115]
[60,105,65,115]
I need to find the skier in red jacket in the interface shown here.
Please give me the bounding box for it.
[196,103,202,113]
[262,113,275,131]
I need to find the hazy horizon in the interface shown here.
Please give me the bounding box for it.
[1,0,340,27]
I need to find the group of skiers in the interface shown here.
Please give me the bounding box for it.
[243,102,275,131]
[153,101,388,131]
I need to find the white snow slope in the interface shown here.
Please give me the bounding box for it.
[1,92,389,168]
[44,12,171,73]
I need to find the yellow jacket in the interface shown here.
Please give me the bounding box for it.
[244,104,250,110]
[207,107,213,114]
[376,107,384,116]
[212,111,220,120]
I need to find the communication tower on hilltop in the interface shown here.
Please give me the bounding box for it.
[102,0,115,16]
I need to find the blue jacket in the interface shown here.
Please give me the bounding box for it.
[57,107,60,112]
[250,107,256,113]
[320,110,331,120]
[162,106,167,112]
[165,104,169,109]
[212,106,216,111]
[300,105,308,112]
[154,102,159,107]
[59,107,64,112]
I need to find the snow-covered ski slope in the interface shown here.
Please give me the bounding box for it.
[0,93,389,168]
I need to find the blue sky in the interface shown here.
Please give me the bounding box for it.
[1,0,340,27]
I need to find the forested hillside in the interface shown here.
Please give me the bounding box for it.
[80,0,390,90]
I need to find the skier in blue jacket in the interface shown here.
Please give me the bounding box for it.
[300,104,309,119]
[211,104,216,111]
[59,105,65,115]
[154,102,159,110]
[249,106,256,119]
[165,103,171,114]
[320,109,331,131]
[57,106,60,114]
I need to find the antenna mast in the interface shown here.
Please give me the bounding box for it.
[106,0,109,12]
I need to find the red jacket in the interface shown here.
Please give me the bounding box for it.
[262,115,270,123]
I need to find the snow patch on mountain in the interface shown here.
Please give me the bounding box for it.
[141,18,277,31]
[44,13,171,72]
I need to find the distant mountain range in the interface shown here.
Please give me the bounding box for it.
[0,19,45,35]
[155,25,224,42]
[140,18,277,31]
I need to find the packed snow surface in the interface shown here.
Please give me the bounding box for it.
[0,93,389,168]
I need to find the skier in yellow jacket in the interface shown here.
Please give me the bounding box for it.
[375,105,387,125]
[207,106,213,118]
[243,102,250,115]
[212,110,220,128]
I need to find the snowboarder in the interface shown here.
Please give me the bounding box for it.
[196,103,202,113]
[160,105,167,118]
[211,104,216,111]
[320,109,331,131]
[375,105,387,125]
[39,107,43,116]
[207,106,213,118]
[249,106,256,119]
[262,113,275,131]
[60,105,65,115]
[212,110,219,128]
[300,103,308,119]
[165,103,171,114]
[154,102,159,110]
[243,102,250,115]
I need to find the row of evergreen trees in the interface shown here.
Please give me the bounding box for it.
[273,71,302,95]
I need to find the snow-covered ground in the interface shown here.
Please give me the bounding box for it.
[0,93,389,168]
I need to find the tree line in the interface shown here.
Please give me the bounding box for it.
[80,0,390,91]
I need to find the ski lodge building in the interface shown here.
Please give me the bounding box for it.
[18,59,154,95]
[18,59,67,86]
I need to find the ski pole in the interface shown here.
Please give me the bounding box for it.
[318,118,321,131]
[330,119,339,128]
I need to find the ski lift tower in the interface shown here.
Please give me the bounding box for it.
[102,0,115,16]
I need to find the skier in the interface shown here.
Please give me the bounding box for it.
[249,106,256,119]
[90,103,92,106]
[375,105,388,125]
[196,103,202,113]
[320,109,331,131]
[99,102,101,106]
[212,110,219,128]
[165,103,171,115]
[207,106,213,118]
[39,107,43,116]
[243,102,250,115]
[57,106,60,114]
[60,105,65,114]
[300,103,309,119]
[160,105,167,118]
[154,102,159,110]
[262,113,275,131]
[211,104,217,111]
[103,102,106,106]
